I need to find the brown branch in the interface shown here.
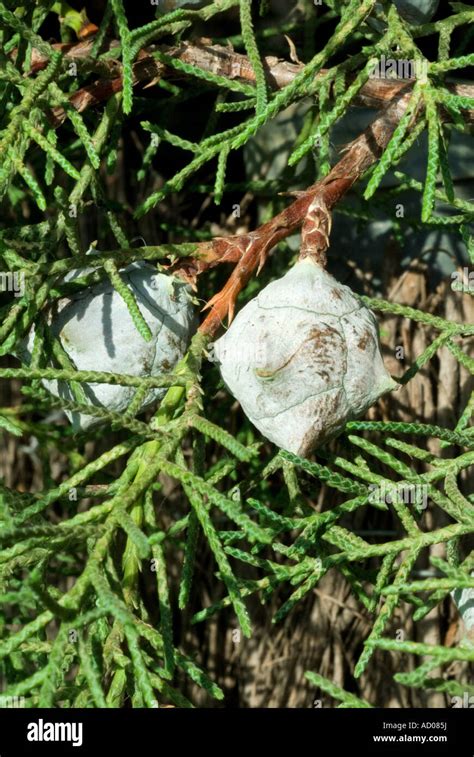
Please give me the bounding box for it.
[19,36,472,339]
[26,39,474,126]
[195,85,415,338]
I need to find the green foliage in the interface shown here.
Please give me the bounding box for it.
[0,0,473,709]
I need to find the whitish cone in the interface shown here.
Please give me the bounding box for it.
[19,262,197,430]
[213,258,396,456]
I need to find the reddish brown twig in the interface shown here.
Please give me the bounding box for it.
[195,85,415,338]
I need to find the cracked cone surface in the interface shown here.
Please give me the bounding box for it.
[214,258,396,456]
